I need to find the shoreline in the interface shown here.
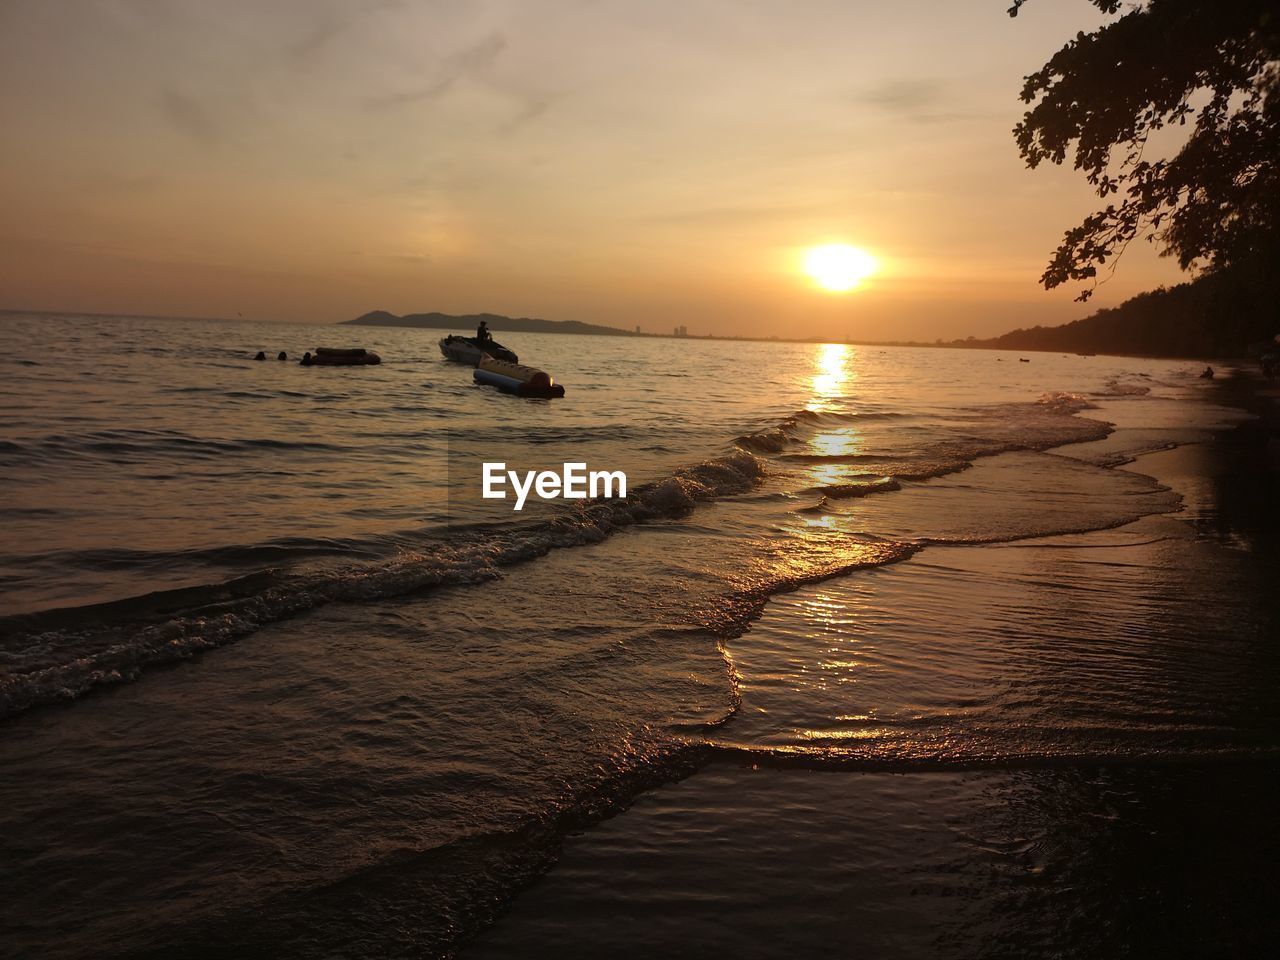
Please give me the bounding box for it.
[462,374,1280,958]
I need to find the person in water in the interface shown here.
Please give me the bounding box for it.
[476,320,492,343]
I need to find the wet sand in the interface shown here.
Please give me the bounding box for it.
[467,377,1280,959]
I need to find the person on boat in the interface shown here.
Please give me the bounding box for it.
[1200,365,1215,379]
[476,320,492,343]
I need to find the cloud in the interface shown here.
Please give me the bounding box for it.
[364,77,458,109]
[363,31,508,110]
[858,79,967,124]
[496,94,555,134]
[286,0,411,65]
[159,88,223,142]
[287,16,347,62]
[449,31,507,74]
[643,200,831,226]
[861,79,944,112]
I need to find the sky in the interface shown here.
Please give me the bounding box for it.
[0,0,1188,339]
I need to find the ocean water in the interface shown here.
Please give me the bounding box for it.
[0,311,1272,957]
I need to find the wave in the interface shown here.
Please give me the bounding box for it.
[705,741,1280,772]
[735,408,910,454]
[0,389,1126,720]
[915,510,1174,547]
[2,430,352,465]
[791,408,907,424]
[5,535,383,574]
[114,737,717,960]
[735,425,791,453]
[1085,440,1182,468]
[796,477,902,513]
[1094,379,1152,397]
[796,497,831,514]
[107,729,1280,959]
[746,397,1110,474]
[820,476,901,497]
[0,451,767,720]
[1037,390,1100,412]
[6,423,676,467]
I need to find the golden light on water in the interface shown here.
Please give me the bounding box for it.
[810,343,853,411]
[809,462,852,489]
[810,430,861,458]
[809,343,861,457]
[803,244,877,292]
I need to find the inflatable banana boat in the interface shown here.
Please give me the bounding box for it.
[473,356,565,398]
[301,348,381,366]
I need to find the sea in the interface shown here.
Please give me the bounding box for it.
[1,311,1277,958]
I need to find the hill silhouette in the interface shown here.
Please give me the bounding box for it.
[344,310,637,338]
[955,263,1279,359]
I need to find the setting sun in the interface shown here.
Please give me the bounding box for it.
[803,244,877,292]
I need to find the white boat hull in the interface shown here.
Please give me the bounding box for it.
[438,335,518,365]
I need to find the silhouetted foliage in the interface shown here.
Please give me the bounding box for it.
[1012,0,1280,300]
[959,260,1279,358]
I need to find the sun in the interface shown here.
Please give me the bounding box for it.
[803,244,877,292]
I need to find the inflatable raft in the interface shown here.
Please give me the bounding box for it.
[301,348,381,366]
[473,356,565,398]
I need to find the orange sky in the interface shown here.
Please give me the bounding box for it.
[0,1,1187,339]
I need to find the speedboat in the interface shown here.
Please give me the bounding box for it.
[439,335,518,365]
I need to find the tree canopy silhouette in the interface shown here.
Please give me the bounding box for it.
[1012,0,1280,300]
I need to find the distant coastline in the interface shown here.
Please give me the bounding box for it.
[6,299,1270,362]
[343,310,643,338]
[343,307,1255,361]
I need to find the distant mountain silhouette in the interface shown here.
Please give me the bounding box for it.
[345,266,1279,358]
[955,264,1279,359]
[344,310,638,337]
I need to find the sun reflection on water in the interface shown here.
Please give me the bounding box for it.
[809,429,862,458]
[808,343,854,411]
[788,591,880,740]
[805,343,863,461]
[807,462,857,489]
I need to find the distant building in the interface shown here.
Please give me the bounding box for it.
[673,325,688,338]
[635,325,641,334]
